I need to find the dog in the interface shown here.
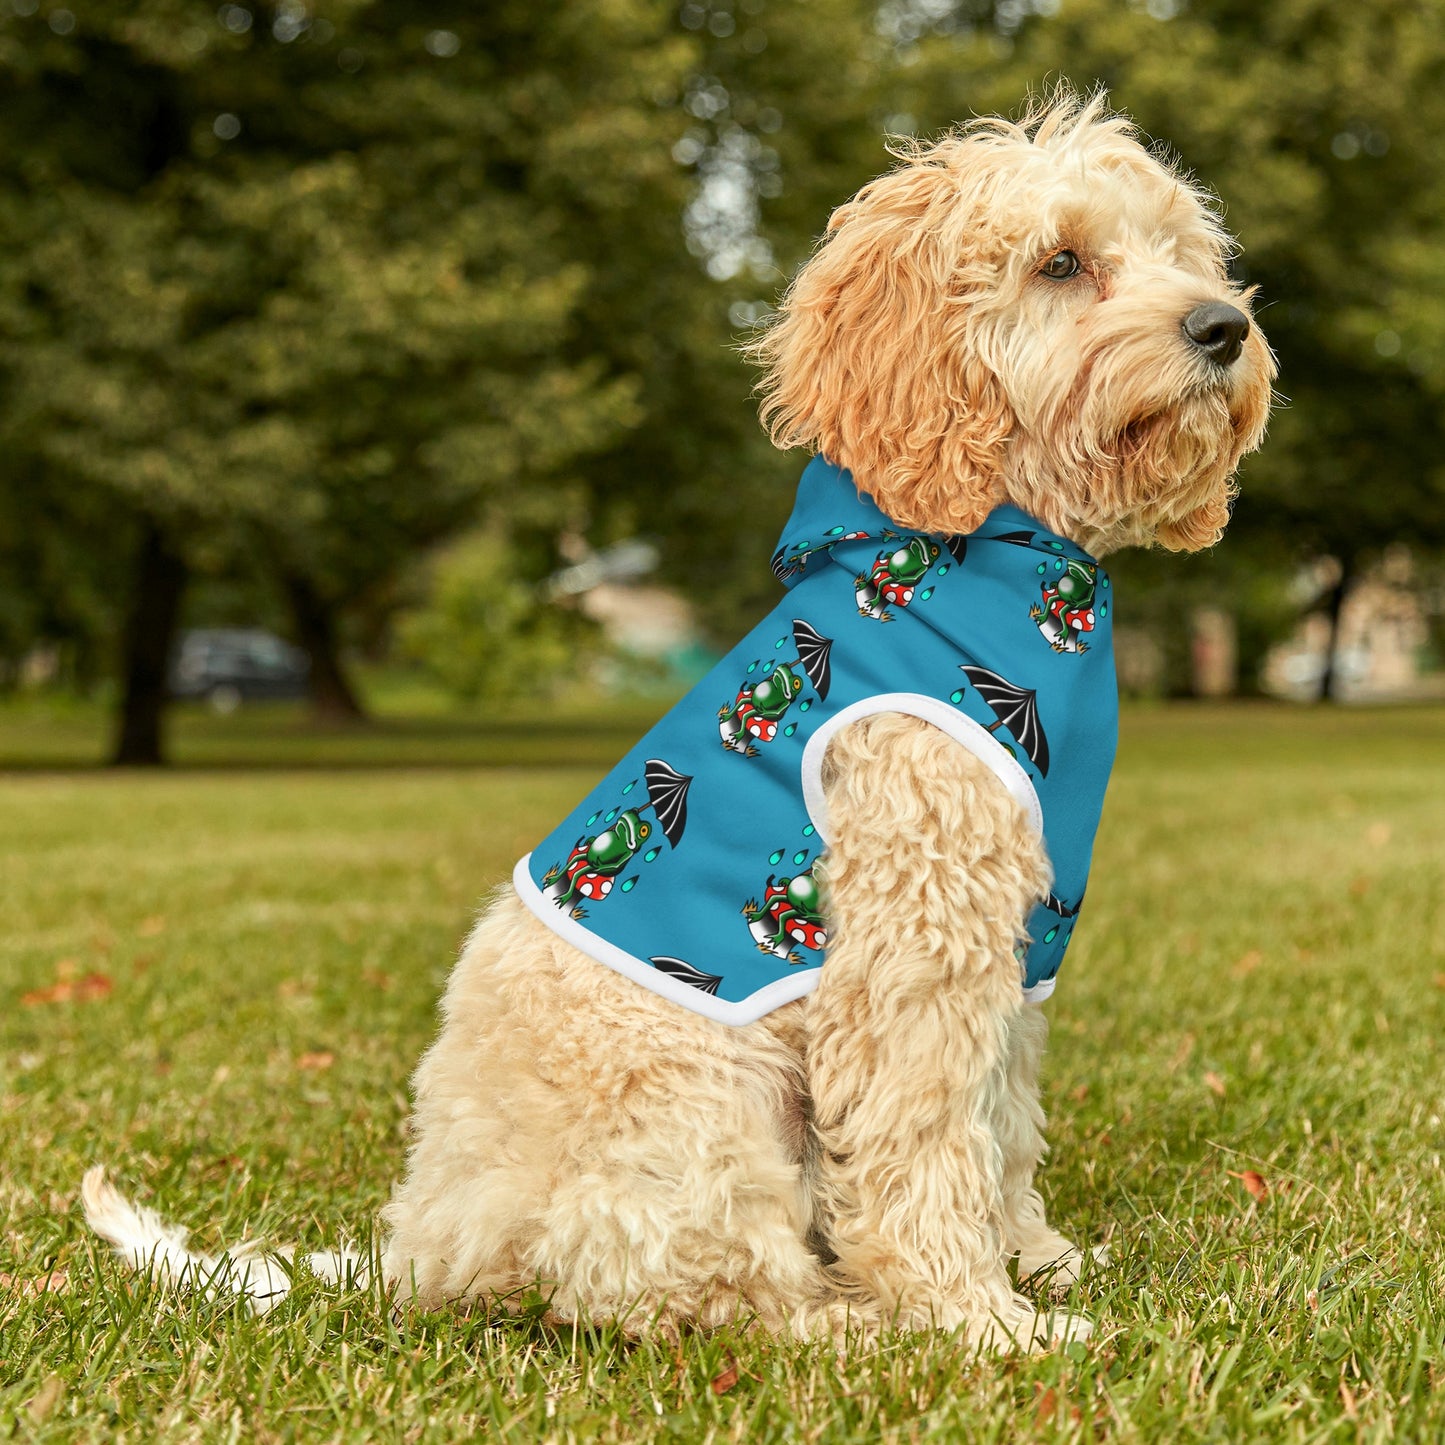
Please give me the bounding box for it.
[85,89,1273,1351]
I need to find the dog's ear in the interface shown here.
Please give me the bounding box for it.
[750,146,1012,535]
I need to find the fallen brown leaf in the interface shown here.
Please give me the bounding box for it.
[1204,1071,1227,1098]
[1069,1083,1089,1103]
[1228,1169,1268,1201]
[1232,950,1263,977]
[21,982,69,1006]
[296,1051,335,1072]
[0,1268,69,1298]
[361,968,394,991]
[1034,1385,1058,1426]
[21,973,113,1007]
[710,1358,740,1396]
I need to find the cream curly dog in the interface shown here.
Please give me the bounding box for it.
[85,91,1273,1350]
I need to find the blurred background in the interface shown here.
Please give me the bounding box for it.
[2,0,1444,766]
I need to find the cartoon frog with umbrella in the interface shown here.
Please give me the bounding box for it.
[1030,558,1098,654]
[855,534,967,621]
[542,759,692,918]
[718,620,833,757]
[743,861,827,964]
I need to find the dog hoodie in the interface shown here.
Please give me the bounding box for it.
[514,455,1119,1026]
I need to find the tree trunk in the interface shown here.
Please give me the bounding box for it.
[1317,553,1355,703]
[283,572,366,724]
[111,521,187,766]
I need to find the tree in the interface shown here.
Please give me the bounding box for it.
[0,1,694,758]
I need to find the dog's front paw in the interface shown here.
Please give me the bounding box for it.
[1018,1240,1109,1295]
[972,1297,1093,1354]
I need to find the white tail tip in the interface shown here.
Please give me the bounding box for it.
[81,1166,368,1315]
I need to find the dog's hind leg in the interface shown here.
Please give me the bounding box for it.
[382,895,832,1338]
[804,713,1090,1350]
[993,1005,1097,1291]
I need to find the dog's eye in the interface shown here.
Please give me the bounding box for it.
[1041,250,1081,280]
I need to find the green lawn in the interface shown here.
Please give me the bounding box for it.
[2,702,1443,1442]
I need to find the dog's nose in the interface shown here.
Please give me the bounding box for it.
[1182,302,1250,367]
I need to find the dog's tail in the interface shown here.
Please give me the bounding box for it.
[81,1165,368,1315]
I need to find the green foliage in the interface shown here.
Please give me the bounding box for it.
[5,8,685,740]
[5,0,1445,699]
[396,531,596,704]
[2,703,1444,1439]
[0,0,699,676]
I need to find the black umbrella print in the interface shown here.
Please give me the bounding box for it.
[790,618,834,701]
[945,535,969,565]
[959,666,1051,778]
[644,758,693,846]
[650,955,724,996]
[1042,890,1080,918]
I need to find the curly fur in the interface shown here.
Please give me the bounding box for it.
[749,90,1273,554]
[85,87,1272,1353]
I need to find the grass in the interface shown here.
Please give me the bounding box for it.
[2,700,1443,1442]
[0,683,676,771]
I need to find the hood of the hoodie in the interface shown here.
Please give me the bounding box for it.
[770,455,1098,587]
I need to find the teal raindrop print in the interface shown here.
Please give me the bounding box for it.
[793,850,808,866]
[747,661,758,674]
[1054,559,1065,571]
[827,526,844,535]
[586,813,600,827]
[1036,563,1046,575]
[950,689,964,704]
[604,808,618,823]
[1047,540,1064,551]
[1100,603,1108,618]
[770,849,785,866]
[621,781,635,795]
[775,636,787,650]
[1044,926,1059,943]
[643,847,661,863]
[620,878,637,893]
[799,700,811,712]
[802,824,815,838]
[937,564,949,576]
[783,723,797,736]
[919,587,933,600]
[1101,575,1110,589]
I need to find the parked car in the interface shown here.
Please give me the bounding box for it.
[169,629,310,712]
